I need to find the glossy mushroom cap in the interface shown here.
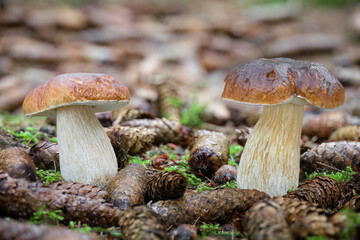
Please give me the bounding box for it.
[221,58,345,109]
[23,73,130,117]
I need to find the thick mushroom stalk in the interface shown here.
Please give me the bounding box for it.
[56,105,117,188]
[237,103,304,197]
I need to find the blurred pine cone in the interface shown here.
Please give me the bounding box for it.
[145,171,187,203]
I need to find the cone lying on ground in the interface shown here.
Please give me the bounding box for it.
[188,130,230,177]
[119,205,168,240]
[284,176,344,210]
[0,170,122,227]
[273,197,347,238]
[0,147,36,181]
[121,117,192,146]
[329,125,360,142]
[29,141,59,171]
[149,188,269,228]
[302,111,347,140]
[107,125,156,156]
[0,218,100,240]
[157,82,181,122]
[112,107,154,125]
[300,141,360,172]
[169,224,198,240]
[245,199,293,240]
[106,163,148,211]
[48,182,108,200]
[145,171,187,203]
[213,164,237,184]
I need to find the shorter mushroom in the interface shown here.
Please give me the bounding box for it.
[23,73,130,187]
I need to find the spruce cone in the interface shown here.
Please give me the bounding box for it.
[157,82,181,122]
[121,118,182,145]
[48,182,108,200]
[302,111,347,140]
[96,111,113,127]
[235,127,252,147]
[112,107,154,125]
[0,147,36,181]
[329,125,360,142]
[119,205,168,240]
[0,170,43,218]
[0,218,100,240]
[29,141,59,171]
[169,224,198,240]
[300,141,360,172]
[273,197,347,238]
[145,171,187,203]
[343,195,360,211]
[149,188,269,227]
[245,199,293,240]
[0,171,122,227]
[284,176,344,210]
[107,126,156,156]
[106,163,148,210]
[188,130,230,177]
[106,128,128,169]
[213,164,237,184]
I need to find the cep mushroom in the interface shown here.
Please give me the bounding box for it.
[221,58,345,197]
[23,73,130,187]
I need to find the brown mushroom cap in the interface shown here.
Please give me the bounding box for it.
[221,58,345,109]
[23,73,130,117]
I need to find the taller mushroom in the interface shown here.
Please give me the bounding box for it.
[23,73,130,187]
[221,58,344,197]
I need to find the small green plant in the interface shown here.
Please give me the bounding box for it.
[3,126,42,144]
[128,156,151,167]
[169,97,183,108]
[196,184,216,193]
[200,222,220,235]
[340,208,360,239]
[220,180,237,189]
[69,221,122,237]
[164,157,202,188]
[36,169,62,186]
[306,236,331,240]
[287,184,299,193]
[180,98,206,128]
[30,205,64,224]
[229,144,243,159]
[305,166,355,182]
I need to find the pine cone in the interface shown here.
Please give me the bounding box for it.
[106,163,148,211]
[112,107,154,125]
[107,126,156,156]
[145,171,187,203]
[213,164,237,184]
[0,147,36,181]
[149,188,269,227]
[302,111,347,140]
[157,82,181,122]
[121,118,182,145]
[169,224,198,240]
[0,171,122,227]
[188,130,230,177]
[245,199,293,240]
[0,218,100,240]
[300,141,360,173]
[329,125,360,142]
[235,126,252,147]
[284,176,344,210]
[29,141,59,171]
[119,205,168,240]
[48,182,108,200]
[273,197,347,238]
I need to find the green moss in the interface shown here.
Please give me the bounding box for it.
[305,166,355,182]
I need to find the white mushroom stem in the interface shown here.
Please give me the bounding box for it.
[56,105,118,188]
[237,103,304,197]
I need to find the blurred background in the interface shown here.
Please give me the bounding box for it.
[1,0,360,126]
